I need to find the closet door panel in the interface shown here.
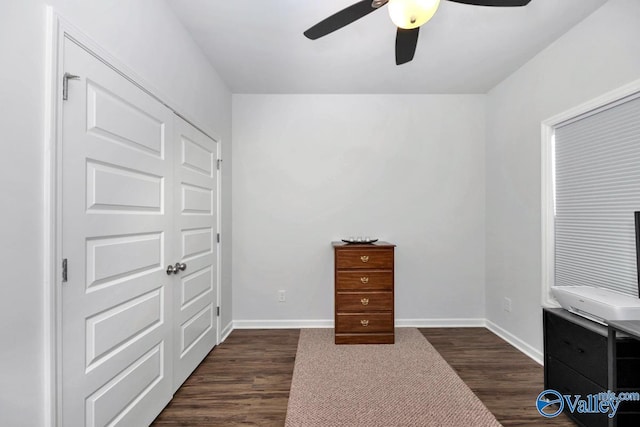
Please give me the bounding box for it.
[172,117,219,391]
[61,37,174,427]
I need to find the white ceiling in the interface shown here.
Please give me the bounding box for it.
[165,0,608,94]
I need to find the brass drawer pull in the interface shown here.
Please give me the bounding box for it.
[361,298,369,306]
[360,319,369,327]
[360,255,369,263]
[360,276,369,284]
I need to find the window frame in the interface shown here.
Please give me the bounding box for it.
[541,78,640,308]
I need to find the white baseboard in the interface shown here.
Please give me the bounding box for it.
[396,318,486,328]
[232,318,485,329]
[233,319,333,329]
[220,321,233,343]
[485,319,543,365]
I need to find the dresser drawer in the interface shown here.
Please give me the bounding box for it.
[335,333,394,345]
[336,292,393,312]
[336,313,394,333]
[335,271,393,290]
[335,249,394,269]
[544,310,607,386]
[546,356,608,427]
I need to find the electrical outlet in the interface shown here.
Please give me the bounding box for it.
[503,297,512,313]
[278,290,286,302]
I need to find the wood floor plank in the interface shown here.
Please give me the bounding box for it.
[152,327,576,426]
[420,328,576,427]
[152,329,299,427]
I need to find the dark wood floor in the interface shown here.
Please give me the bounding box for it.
[152,328,576,426]
[420,328,575,426]
[152,329,299,426]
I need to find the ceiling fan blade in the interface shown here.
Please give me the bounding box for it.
[395,27,420,65]
[446,0,531,6]
[304,1,383,40]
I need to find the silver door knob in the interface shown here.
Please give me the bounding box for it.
[166,262,186,275]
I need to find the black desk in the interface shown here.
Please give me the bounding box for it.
[544,309,640,427]
[608,320,640,427]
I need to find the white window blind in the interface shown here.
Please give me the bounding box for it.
[554,93,640,297]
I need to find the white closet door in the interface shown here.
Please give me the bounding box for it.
[172,116,219,391]
[61,38,174,427]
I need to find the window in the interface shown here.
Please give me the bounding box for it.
[542,82,640,306]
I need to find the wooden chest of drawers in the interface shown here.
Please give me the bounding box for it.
[333,241,395,345]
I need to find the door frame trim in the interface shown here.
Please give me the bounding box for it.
[44,10,223,426]
[216,140,222,344]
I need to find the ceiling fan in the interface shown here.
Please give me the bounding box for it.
[303,0,532,65]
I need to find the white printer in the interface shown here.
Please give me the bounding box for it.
[552,285,640,325]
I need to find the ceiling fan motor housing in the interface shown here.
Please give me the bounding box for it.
[388,0,441,30]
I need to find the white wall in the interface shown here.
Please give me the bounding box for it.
[0,1,231,426]
[485,0,640,355]
[232,94,486,324]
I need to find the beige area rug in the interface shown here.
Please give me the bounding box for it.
[285,328,502,427]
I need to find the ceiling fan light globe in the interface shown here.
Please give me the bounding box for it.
[388,0,440,29]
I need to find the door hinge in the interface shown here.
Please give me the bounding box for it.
[62,72,80,101]
[217,158,222,170]
[217,233,220,243]
[62,258,68,282]
[216,306,220,317]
